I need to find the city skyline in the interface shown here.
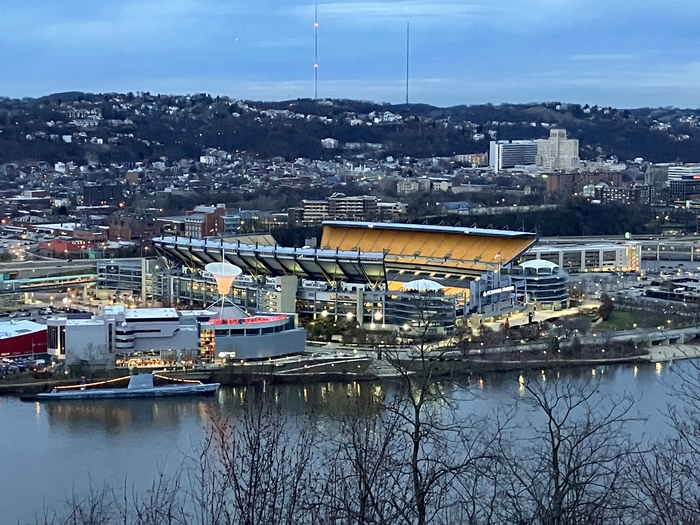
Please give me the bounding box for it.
[1,0,700,107]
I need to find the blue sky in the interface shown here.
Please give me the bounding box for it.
[1,0,699,107]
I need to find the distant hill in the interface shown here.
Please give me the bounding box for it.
[0,92,699,165]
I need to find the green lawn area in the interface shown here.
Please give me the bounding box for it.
[597,308,687,331]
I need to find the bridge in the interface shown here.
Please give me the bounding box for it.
[538,235,700,263]
[0,274,96,293]
[0,260,97,295]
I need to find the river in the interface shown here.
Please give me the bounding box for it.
[0,360,687,525]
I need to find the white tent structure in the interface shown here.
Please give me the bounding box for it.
[401,279,444,292]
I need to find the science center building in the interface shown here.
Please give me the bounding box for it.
[150,221,547,335]
[47,262,306,368]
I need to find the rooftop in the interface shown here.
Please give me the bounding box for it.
[0,319,46,338]
[103,305,180,319]
[125,308,179,319]
[34,222,80,231]
[519,259,559,270]
[322,220,536,239]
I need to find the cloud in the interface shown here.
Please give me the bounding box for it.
[0,0,263,51]
[1,0,700,108]
[570,54,636,62]
[313,1,494,18]
[248,38,308,49]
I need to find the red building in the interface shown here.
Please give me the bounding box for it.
[0,320,47,357]
[39,237,93,255]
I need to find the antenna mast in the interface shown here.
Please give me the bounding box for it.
[405,22,410,105]
[314,0,319,99]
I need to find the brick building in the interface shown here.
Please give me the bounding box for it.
[546,171,624,196]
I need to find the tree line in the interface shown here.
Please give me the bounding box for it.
[6,94,700,165]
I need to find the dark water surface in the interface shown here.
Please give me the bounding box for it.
[0,361,681,524]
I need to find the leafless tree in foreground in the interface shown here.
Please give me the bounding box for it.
[33,469,186,525]
[32,392,315,525]
[626,359,700,525]
[381,295,507,525]
[311,392,408,525]
[187,393,316,525]
[34,481,117,525]
[496,374,638,525]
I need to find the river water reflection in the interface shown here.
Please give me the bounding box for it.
[0,360,685,524]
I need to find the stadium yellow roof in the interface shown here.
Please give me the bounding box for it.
[321,221,536,277]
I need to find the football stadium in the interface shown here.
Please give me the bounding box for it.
[151,221,539,333]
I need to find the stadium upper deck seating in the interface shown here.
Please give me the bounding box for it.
[321,221,536,277]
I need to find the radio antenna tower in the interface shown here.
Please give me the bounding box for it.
[405,22,410,105]
[314,0,319,99]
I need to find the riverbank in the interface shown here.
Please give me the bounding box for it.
[0,371,131,396]
[3,343,699,395]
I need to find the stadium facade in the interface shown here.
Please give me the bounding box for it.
[149,221,539,332]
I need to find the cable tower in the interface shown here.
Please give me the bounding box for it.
[406,22,410,105]
[314,0,319,99]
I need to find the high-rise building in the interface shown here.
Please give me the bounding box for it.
[301,193,380,223]
[666,166,700,200]
[536,129,580,172]
[489,140,538,172]
[667,165,700,181]
[183,204,226,238]
[545,171,623,195]
[82,182,123,206]
[328,194,378,221]
[645,163,673,187]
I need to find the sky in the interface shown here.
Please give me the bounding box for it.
[1,0,700,108]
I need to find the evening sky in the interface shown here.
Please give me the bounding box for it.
[1,0,698,107]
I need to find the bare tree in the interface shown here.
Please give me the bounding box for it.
[313,394,407,525]
[497,375,638,525]
[626,359,700,524]
[626,437,700,525]
[35,480,119,525]
[198,394,315,525]
[382,293,504,525]
[130,467,186,525]
[557,317,590,339]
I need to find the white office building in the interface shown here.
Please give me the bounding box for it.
[46,304,306,368]
[536,129,580,172]
[520,242,641,273]
[667,165,700,181]
[47,306,200,369]
[489,140,538,172]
